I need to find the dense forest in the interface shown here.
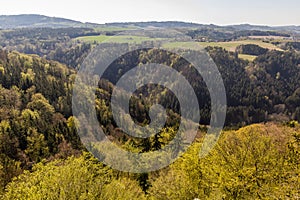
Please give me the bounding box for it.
[0,17,300,199]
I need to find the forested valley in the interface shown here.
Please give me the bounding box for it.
[0,17,300,199]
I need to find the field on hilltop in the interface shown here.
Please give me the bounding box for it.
[198,39,283,51]
[75,34,165,44]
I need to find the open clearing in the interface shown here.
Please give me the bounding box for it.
[77,35,283,52]
[198,40,283,51]
[238,54,257,61]
[163,39,283,52]
[75,35,164,44]
[77,36,283,62]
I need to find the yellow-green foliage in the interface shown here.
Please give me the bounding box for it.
[3,153,146,200]
[21,68,35,83]
[149,123,300,200]
[0,65,4,74]
[1,123,300,199]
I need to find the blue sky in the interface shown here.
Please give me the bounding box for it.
[0,0,299,25]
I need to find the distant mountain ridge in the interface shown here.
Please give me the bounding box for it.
[105,21,218,28]
[0,14,91,29]
[227,23,300,33]
[0,14,300,33]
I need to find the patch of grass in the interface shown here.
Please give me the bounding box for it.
[199,40,283,51]
[163,42,203,50]
[238,54,257,62]
[75,35,164,44]
[76,35,110,43]
[76,35,284,54]
[107,35,163,43]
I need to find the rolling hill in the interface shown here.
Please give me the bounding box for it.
[0,14,93,29]
[0,14,300,33]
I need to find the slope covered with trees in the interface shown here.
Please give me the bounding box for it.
[0,20,300,199]
[0,50,83,193]
[1,122,299,199]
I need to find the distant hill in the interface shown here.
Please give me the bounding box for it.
[227,23,300,33]
[227,24,273,31]
[0,14,92,29]
[106,21,218,29]
[0,15,218,29]
[107,22,300,33]
[0,14,300,35]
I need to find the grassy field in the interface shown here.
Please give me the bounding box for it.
[238,54,257,61]
[76,35,111,43]
[163,42,205,50]
[163,42,259,61]
[198,40,283,51]
[77,34,283,52]
[77,36,283,62]
[76,35,164,44]
[163,39,283,52]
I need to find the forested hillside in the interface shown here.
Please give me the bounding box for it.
[90,45,300,127]
[1,122,300,199]
[0,46,300,199]
[0,18,300,199]
[0,50,83,192]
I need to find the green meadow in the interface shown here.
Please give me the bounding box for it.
[76,35,164,44]
[198,40,283,51]
[76,35,284,62]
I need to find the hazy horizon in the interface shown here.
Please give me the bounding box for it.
[0,0,299,26]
